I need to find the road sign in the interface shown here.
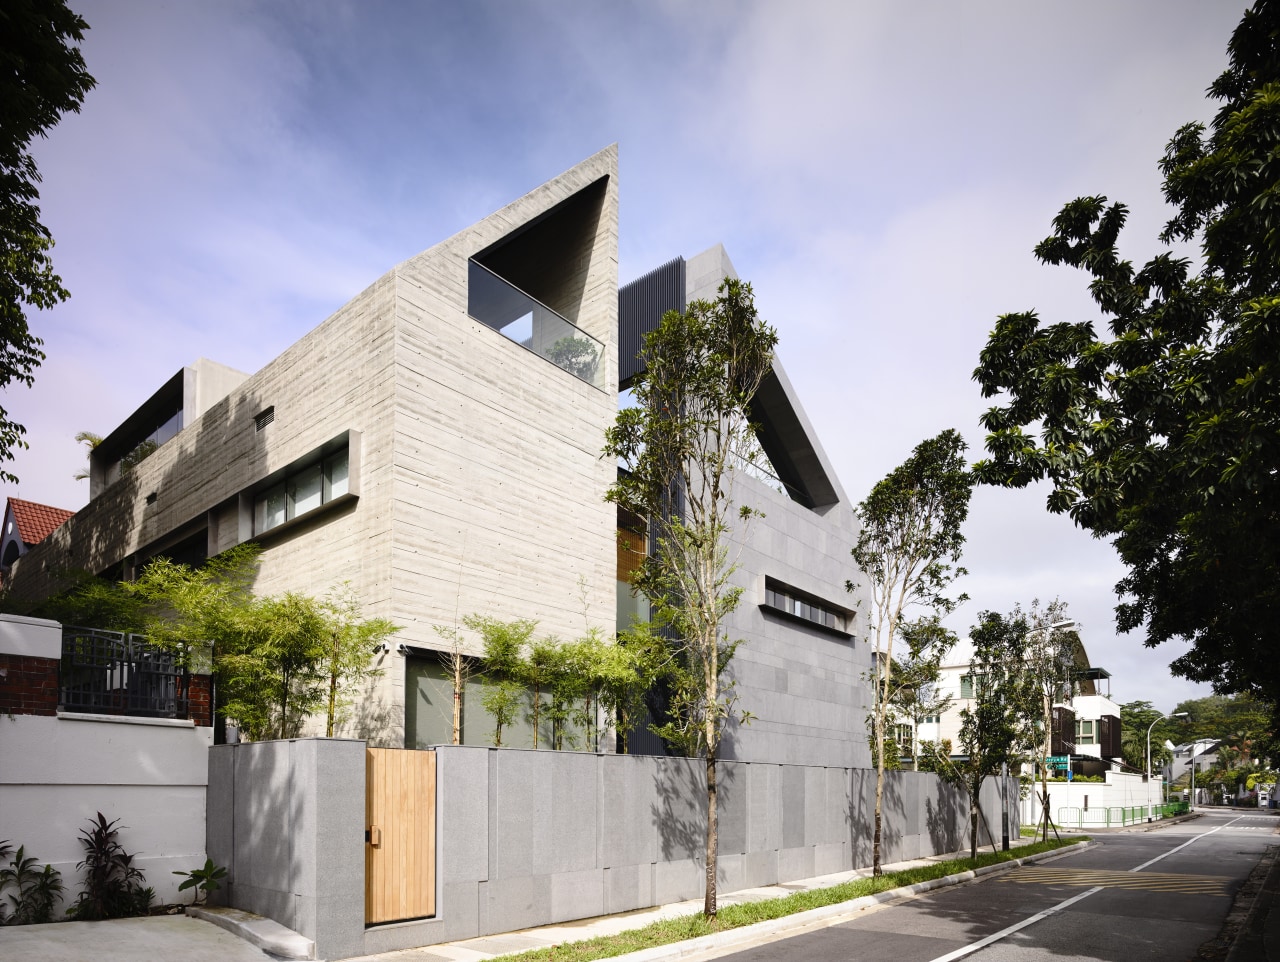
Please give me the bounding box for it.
[1047,755,1068,766]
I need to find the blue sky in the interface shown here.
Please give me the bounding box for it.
[2,0,1252,712]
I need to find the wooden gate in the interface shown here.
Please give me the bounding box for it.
[365,748,436,924]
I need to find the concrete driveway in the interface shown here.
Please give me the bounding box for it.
[0,914,276,962]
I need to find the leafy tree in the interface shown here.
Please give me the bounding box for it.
[0,1,96,483]
[1017,599,1079,840]
[217,593,330,740]
[850,429,973,875]
[71,429,101,481]
[1120,700,1176,773]
[891,616,957,771]
[321,588,395,738]
[595,621,671,753]
[972,1,1280,720]
[604,277,777,919]
[469,615,536,747]
[955,610,1037,858]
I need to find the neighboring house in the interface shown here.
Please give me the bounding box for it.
[1,498,75,584]
[1165,738,1221,786]
[912,635,1123,775]
[6,148,873,767]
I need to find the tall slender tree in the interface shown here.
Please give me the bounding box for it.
[604,277,776,919]
[851,429,973,875]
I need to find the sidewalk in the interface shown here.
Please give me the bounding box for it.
[344,835,1062,962]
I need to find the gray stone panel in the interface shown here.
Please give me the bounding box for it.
[777,845,814,882]
[550,868,605,923]
[436,746,489,884]
[716,762,748,856]
[781,766,805,849]
[479,875,553,935]
[653,858,702,904]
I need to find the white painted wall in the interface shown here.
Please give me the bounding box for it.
[1021,770,1168,829]
[0,713,212,912]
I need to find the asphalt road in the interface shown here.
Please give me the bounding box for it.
[707,810,1279,962]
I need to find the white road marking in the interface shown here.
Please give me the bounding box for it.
[923,815,1244,962]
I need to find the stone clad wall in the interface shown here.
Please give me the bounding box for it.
[208,738,1017,960]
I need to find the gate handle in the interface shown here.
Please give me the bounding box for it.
[366,826,382,848]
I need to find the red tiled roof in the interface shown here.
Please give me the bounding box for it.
[8,498,75,546]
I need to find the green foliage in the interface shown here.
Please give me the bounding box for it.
[605,278,777,760]
[469,616,537,747]
[850,429,972,874]
[319,588,395,738]
[0,842,63,925]
[1120,700,1176,772]
[972,1,1280,718]
[916,738,953,775]
[954,609,1039,857]
[172,858,226,907]
[891,616,958,770]
[66,813,151,921]
[604,277,777,917]
[0,0,97,483]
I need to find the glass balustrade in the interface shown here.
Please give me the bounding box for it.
[468,260,605,390]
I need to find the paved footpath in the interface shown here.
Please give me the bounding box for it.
[5,811,1275,962]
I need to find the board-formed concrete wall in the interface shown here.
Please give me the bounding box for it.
[207,739,1017,960]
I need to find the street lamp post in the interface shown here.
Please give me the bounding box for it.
[1147,711,1188,820]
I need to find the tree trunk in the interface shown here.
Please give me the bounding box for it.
[704,749,718,919]
[970,798,979,861]
[873,712,885,876]
[452,659,462,745]
[326,669,338,738]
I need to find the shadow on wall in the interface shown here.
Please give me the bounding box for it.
[925,779,967,855]
[347,683,403,747]
[651,756,743,877]
[848,768,909,866]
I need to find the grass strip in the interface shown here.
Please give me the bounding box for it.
[491,838,1087,962]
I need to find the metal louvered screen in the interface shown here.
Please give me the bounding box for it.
[619,257,685,388]
[60,627,190,719]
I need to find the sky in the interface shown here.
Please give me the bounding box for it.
[1,0,1253,714]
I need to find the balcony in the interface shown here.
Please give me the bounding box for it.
[468,260,605,390]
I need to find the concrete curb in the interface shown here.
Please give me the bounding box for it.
[187,905,316,960]
[591,841,1094,962]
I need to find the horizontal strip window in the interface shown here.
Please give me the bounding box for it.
[761,578,851,638]
[255,449,349,535]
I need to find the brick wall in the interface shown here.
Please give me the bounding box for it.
[0,654,59,716]
[188,674,212,727]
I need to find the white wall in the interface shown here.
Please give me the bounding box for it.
[1022,770,1167,828]
[0,713,212,911]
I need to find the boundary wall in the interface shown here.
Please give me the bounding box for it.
[0,615,212,911]
[207,739,1018,960]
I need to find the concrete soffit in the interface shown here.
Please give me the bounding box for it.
[749,358,847,513]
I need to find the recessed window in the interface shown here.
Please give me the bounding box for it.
[1075,719,1096,745]
[254,449,349,534]
[764,581,841,630]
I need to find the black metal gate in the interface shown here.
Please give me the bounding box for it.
[60,627,190,719]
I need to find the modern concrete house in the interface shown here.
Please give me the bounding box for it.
[7,147,871,766]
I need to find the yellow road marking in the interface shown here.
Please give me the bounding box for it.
[999,866,1232,896]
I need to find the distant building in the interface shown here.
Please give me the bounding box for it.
[1,498,75,584]
[911,635,1123,776]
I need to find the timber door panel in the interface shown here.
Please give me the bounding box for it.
[366,748,436,924]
